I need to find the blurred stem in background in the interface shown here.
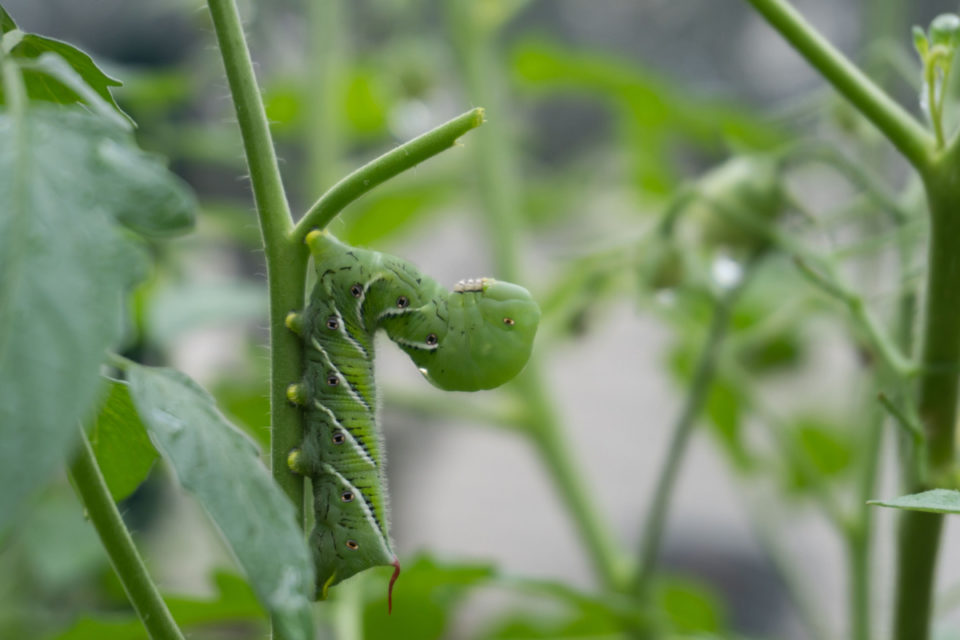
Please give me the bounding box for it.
[632,258,761,603]
[307,0,345,193]
[743,1,958,640]
[445,0,627,594]
[786,140,919,640]
[863,0,906,86]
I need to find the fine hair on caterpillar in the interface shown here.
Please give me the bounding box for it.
[284,230,539,611]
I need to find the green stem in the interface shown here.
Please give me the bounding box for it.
[206,0,294,246]
[519,370,626,591]
[892,158,960,640]
[632,275,753,598]
[292,108,485,243]
[849,282,916,640]
[786,143,914,224]
[206,0,307,609]
[69,427,184,640]
[877,392,924,443]
[306,0,345,192]
[446,0,623,590]
[847,497,873,640]
[449,0,521,281]
[743,0,934,170]
[792,257,916,378]
[926,57,945,149]
[863,0,905,85]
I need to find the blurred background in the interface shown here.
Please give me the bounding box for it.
[3,0,960,638]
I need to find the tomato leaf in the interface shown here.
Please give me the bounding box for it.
[0,107,194,535]
[124,362,314,640]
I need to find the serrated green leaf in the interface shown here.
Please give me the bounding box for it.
[869,489,960,514]
[0,107,192,535]
[54,571,264,640]
[16,52,128,130]
[124,363,314,640]
[0,6,127,123]
[89,380,158,502]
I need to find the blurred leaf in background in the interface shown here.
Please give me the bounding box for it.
[0,106,194,535]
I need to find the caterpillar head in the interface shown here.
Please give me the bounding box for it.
[388,278,540,391]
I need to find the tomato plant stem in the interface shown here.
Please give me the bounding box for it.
[204,6,306,639]
[743,2,960,638]
[743,0,933,171]
[890,161,960,640]
[292,108,485,243]
[69,427,184,640]
[447,0,625,593]
[307,0,346,192]
[632,272,755,600]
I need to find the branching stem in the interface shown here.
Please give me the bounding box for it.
[743,0,933,170]
[742,2,960,638]
[448,0,624,591]
[793,257,916,378]
[293,108,485,243]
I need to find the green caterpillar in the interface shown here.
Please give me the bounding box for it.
[285,230,539,610]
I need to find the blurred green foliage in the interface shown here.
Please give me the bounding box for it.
[1,0,947,638]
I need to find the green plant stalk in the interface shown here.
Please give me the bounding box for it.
[864,0,905,84]
[926,56,945,149]
[520,369,625,590]
[742,2,960,637]
[743,0,933,171]
[447,0,623,591]
[848,215,919,640]
[307,0,345,192]
[891,162,960,640]
[206,0,305,546]
[204,8,307,640]
[69,427,185,640]
[786,143,913,224]
[292,107,485,243]
[448,1,521,282]
[632,274,754,599]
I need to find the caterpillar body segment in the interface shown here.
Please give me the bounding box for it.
[288,231,540,604]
